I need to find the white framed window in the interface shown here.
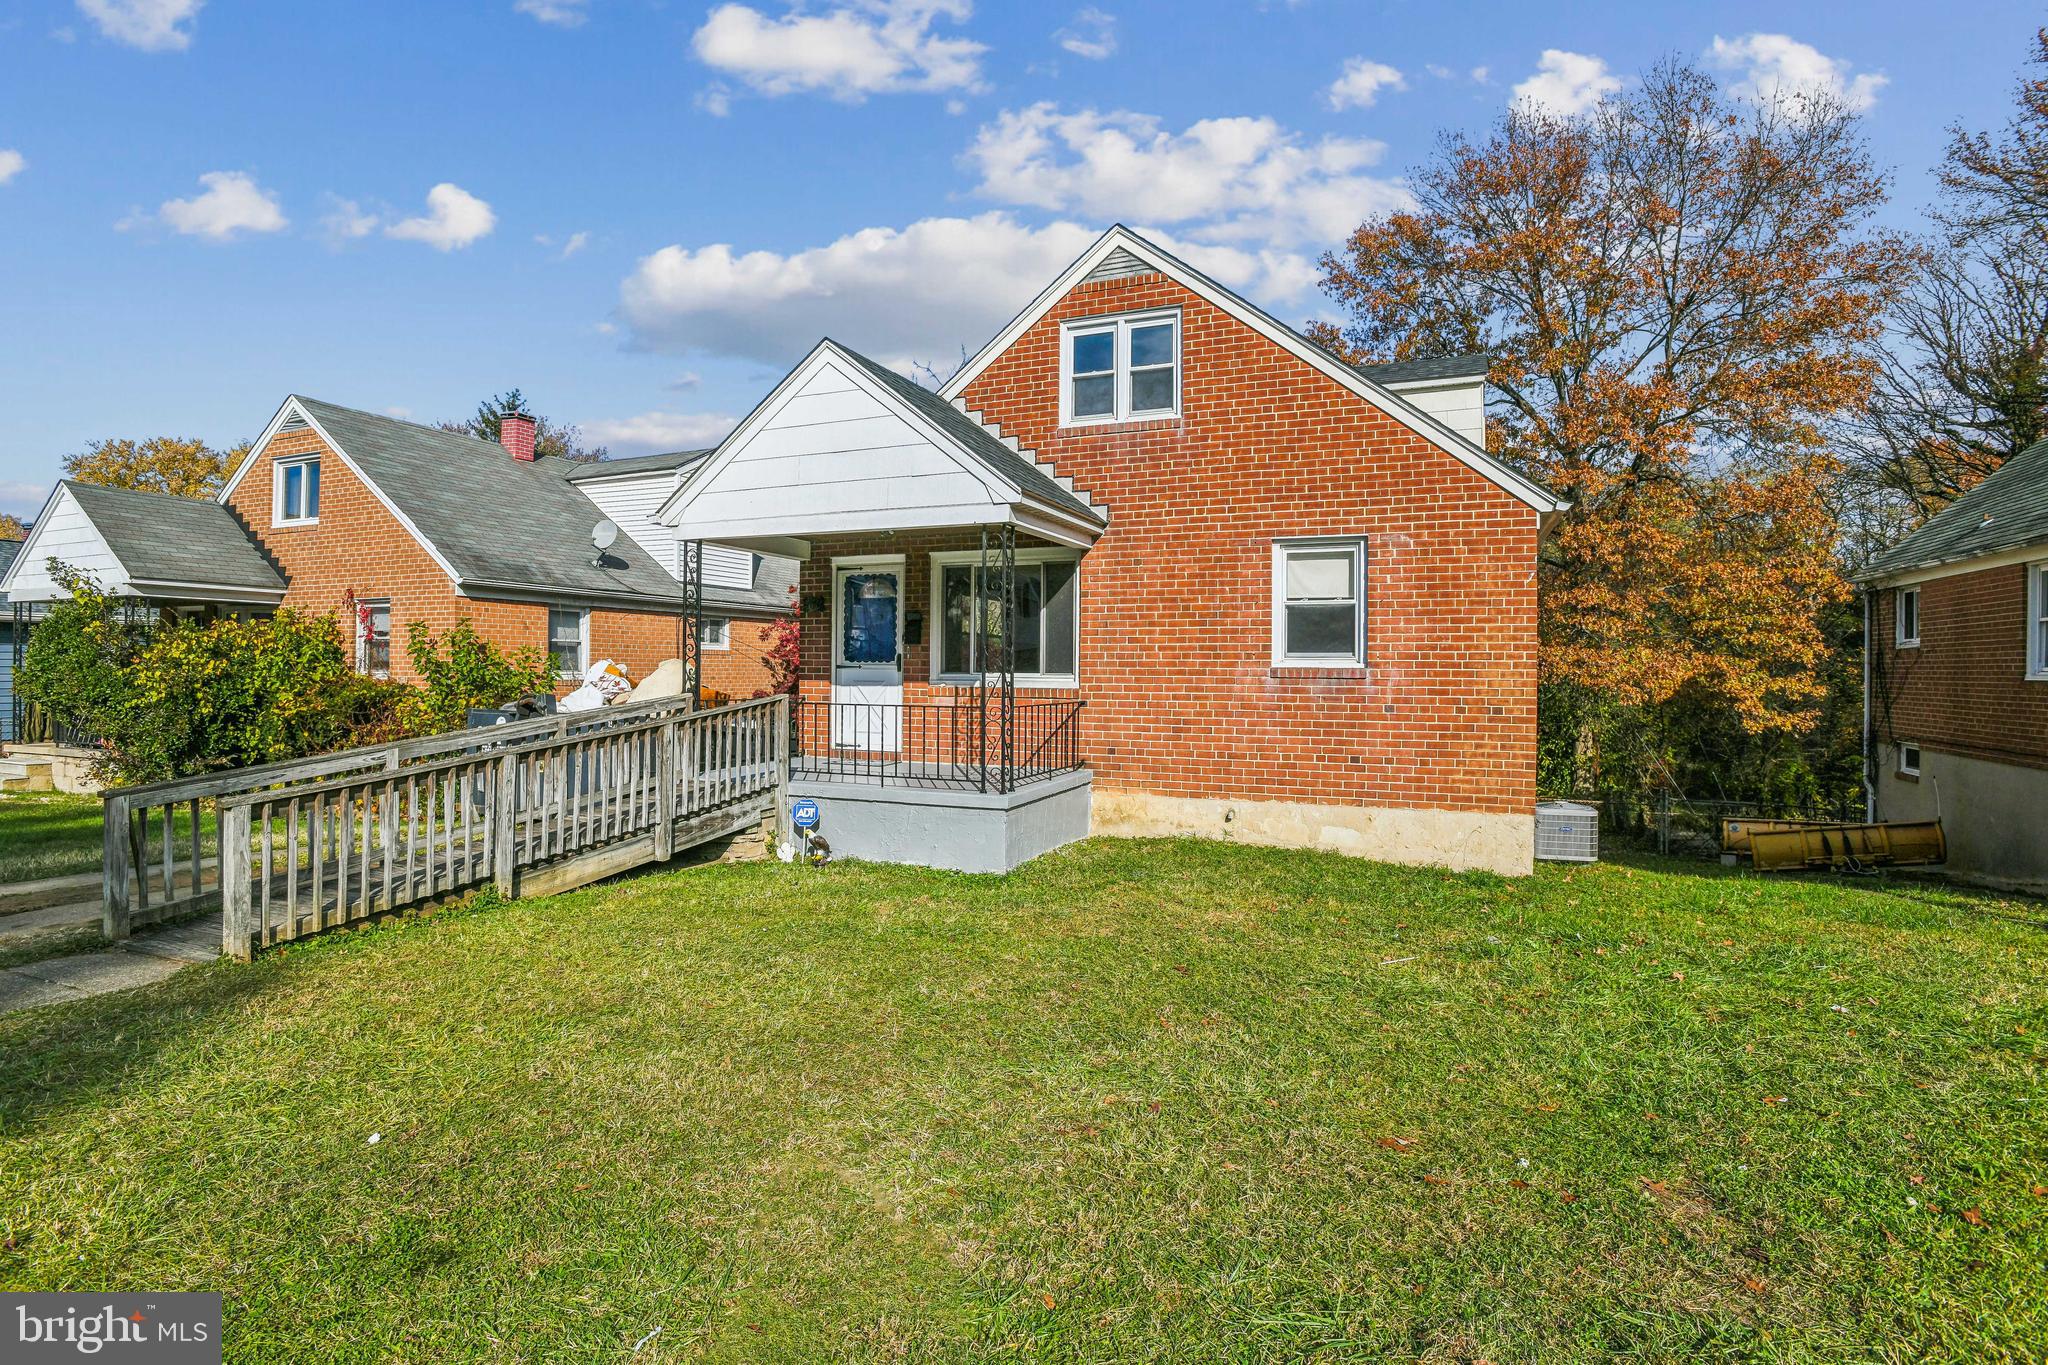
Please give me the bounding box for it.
[1059,310,1180,426]
[273,457,321,526]
[547,607,588,678]
[354,598,391,678]
[701,616,731,651]
[1895,585,1920,648]
[2028,562,2048,680]
[1898,742,1921,777]
[931,549,1081,686]
[1272,538,1366,668]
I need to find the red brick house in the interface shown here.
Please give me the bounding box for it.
[659,226,1568,874]
[1856,438,2048,894]
[2,400,796,707]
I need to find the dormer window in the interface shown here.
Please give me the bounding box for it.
[274,457,321,526]
[1060,310,1180,426]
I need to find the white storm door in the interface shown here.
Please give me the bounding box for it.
[831,561,903,751]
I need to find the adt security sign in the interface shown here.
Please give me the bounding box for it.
[790,798,821,831]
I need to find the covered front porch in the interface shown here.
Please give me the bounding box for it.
[658,339,1105,870]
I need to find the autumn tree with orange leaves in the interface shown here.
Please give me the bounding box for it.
[1315,62,1911,809]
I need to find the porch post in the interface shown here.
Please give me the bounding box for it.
[997,521,1016,794]
[976,525,989,793]
[680,539,703,711]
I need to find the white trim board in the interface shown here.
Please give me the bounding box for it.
[937,225,1568,517]
[1854,537,2048,589]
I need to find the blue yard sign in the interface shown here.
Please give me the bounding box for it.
[791,798,821,831]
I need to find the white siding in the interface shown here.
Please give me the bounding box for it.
[1388,378,1485,446]
[0,488,130,600]
[671,358,1002,541]
[578,470,761,592]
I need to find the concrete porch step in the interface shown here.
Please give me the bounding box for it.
[0,758,55,792]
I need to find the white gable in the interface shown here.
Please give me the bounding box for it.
[664,350,1015,542]
[0,486,131,601]
[1384,376,1485,446]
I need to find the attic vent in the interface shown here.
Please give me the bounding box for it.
[278,413,309,433]
[1084,246,1153,283]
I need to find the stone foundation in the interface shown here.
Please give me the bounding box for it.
[1090,789,1535,876]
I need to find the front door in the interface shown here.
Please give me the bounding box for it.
[832,560,903,751]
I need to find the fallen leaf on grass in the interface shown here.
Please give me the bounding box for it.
[1558,1191,1578,1203]
[1642,1112,1660,1121]
[1741,1276,1769,1295]
[1422,1174,1449,1186]
[1041,1292,1056,1310]
[1762,1097,1789,1105]
[1508,1179,1530,1189]
[1669,971,1685,982]
[2030,1186,2047,1198]
[1961,1207,1985,1227]
[1378,1136,1420,1154]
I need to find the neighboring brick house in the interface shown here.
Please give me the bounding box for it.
[661,226,1569,874]
[1,400,796,712]
[1855,438,2048,894]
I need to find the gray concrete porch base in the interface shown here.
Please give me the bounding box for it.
[788,769,1093,873]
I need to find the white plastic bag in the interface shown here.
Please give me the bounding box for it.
[559,658,631,712]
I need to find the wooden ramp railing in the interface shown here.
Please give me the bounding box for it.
[101,694,789,961]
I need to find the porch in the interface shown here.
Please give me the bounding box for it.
[657,338,1107,870]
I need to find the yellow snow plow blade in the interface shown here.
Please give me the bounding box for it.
[1747,821,1946,872]
[1721,818,1858,854]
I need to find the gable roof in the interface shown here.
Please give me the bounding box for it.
[63,480,287,594]
[939,225,1567,517]
[225,397,694,608]
[833,344,1101,525]
[657,339,1107,547]
[1856,438,2048,582]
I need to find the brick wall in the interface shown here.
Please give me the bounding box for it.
[1872,562,2048,771]
[226,429,778,696]
[943,269,1541,816]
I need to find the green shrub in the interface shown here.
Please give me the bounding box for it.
[398,618,554,734]
[14,565,147,745]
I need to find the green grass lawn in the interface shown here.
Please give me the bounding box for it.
[0,791,108,884]
[0,840,2042,1362]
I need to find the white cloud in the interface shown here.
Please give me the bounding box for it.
[1707,32,1887,113]
[667,370,704,391]
[0,150,24,186]
[1512,50,1620,116]
[616,210,1334,370]
[1326,57,1404,110]
[580,410,739,455]
[1055,7,1115,60]
[385,183,496,251]
[318,194,380,245]
[77,0,200,52]
[619,213,1100,366]
[515,0,590,25]
[153,171,287,240]
[559,230,590,258]
[1424,63,1453,80]
[1469,65,1490,84]
[691,0,986,104]
[965,103,1409,252]
[1,479,50,515]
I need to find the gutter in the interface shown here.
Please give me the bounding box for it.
[1861,588,1875,823]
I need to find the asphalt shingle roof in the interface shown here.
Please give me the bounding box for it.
[1857,437,2048,581]
[63,480,286,593]
[0,537,21,606]
[832,345,1103,523]
[294,397,691,606]
[1353,353,1491,385]
[563,449,714,481]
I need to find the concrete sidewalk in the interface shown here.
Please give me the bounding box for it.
[0,912,222,1015]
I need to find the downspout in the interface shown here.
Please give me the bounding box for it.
[1861,588,1875,823]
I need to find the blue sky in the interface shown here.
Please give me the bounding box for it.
[0,0,2040,519]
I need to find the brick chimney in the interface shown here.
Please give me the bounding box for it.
[500,412,538,462]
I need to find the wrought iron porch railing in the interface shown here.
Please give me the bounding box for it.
[790,698,1085,793]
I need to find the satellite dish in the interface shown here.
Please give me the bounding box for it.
[592,519,620,552]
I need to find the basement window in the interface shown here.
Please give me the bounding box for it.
[548,607,588,679]
[1898,743,1921,777]
[702,616,731,651]
[1895,585,1919,648]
